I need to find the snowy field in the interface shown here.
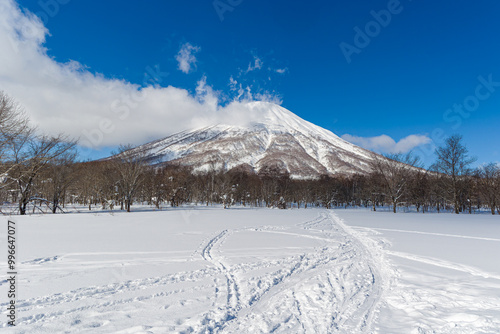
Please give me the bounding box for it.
[1,207,500,333]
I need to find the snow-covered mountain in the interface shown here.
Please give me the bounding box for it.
[118,101,381,178]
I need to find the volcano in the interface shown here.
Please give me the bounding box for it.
[116,102,380,178]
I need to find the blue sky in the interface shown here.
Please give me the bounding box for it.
[3,0,500,167]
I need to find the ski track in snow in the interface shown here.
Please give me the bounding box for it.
[355,226,500,242]
[1,211,392,333]
[387,251,500,280]
[182,212,390,333]
[22,256,61,265]
[7,268,219,327]
[348,220,500,333]
[5,210,498,333]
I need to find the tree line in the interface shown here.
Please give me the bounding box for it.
[1,92,499,215]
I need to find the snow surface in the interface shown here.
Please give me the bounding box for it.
[1,207,499,333]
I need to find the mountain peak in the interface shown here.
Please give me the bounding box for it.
[245,101,309,129]
[222,101,342,141]
[117,101,378,178]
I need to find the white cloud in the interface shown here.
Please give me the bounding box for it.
[228,76,238,91]
[0,0,206,149]
[341,134,432,154]
[0,1,285,152]
[246,56,263,73]
[226,76,282,105]
[275,68,288,74]
[176,42,200,74]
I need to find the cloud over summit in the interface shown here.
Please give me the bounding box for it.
[0,1,281,151]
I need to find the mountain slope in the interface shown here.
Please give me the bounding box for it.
[119,102,381,178]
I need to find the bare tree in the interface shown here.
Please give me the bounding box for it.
[476,163,500,215]
[408,169,430,213]
[431,135,476,214]
[44,150,78,213]
[9,134,77,215]
[366,172,385,211]
[370,152,422,213]
[73,161,111,210]
[0,92,31,181]
[111,145,149,212]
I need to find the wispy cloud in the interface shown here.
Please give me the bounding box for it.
[275,68,288,74]
[229,76,238,91]
[176,42,200,74]
[246,55,263,73]
[227,76,282,104]
[341,134,432,154]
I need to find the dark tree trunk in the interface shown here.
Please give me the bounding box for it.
[19,200,27,215]
[52,197,58,214]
